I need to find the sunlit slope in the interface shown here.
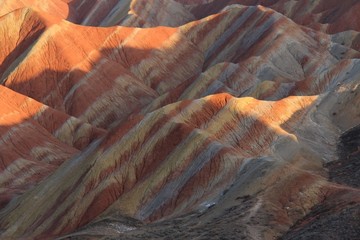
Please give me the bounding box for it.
[0,1,359,239]
[0,94,322,238]
[0,8,203,128]
[0,85,104,210]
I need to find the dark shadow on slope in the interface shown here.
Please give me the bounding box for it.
[1,74,358,238]
[280,203,360,240]
[0,43,160,211]
[189,0,277,20]
[0,90,314,239]
[327,124,360,188]
[201,5,282,70]
[0,8,48,84]
[61,155,274,240]
[58,94,328,239]
[0,28,46,83]
[0,32,201,235]
[280,124,360,240]
[2,30,205,127]
[0,83,105,210]
[0,18,204,217]
[1,6,360,239]
[66,0,129,26]
[190,0,360,33]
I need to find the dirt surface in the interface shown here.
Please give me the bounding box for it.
[281,125,360,240]
[327,125,360,188]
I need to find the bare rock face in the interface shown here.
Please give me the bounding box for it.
[188,0,360,33]
[0,0,72,20]
[0,0,359,239]
[282,125,360,240]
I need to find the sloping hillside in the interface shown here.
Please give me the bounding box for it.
[0,0,359,239]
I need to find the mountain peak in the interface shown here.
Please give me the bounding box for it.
[0,1,359,239]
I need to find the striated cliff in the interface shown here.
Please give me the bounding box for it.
[0,0,359,239]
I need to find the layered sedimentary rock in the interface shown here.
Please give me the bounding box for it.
[0,85,105,210]
[0,7,206,128]
[0,0,74,20]
[0,0,359,239]
[188,0,360,33]
[64,0,196,27]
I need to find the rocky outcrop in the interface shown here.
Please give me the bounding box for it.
[0,0,74,20]
[0,83,105,210]
[1,7,205,128]
[0,0,359,239]
[64,0,194,27]
[189,0,360,34]
[282,125,360,240]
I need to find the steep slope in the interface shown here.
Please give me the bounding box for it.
[0,8,204,128]
[0,8,51,82]
[0,94,328,238]
[121,0,195,27]
[60,80,360,240]
[0,0,74,20]
[0,85,83,209]
[63,0,196,27]
[140,5,360,112]
[188,0,360,34]
[2,76,360,238]
[5,0,359,35]
[282,125,360,240]
[0,1,360,239]
[66,0,131,26]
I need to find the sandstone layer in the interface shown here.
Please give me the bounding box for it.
[0,0,359,239]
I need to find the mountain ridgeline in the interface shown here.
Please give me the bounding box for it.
[0,0,359,239]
